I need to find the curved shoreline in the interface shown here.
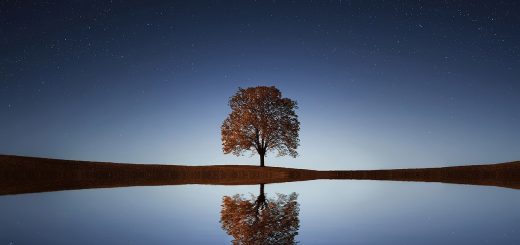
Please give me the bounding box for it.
[1,155,519,195]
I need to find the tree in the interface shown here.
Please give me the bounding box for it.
[220,184,300,245]
[221,86,300,167]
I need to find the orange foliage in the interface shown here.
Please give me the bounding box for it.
[220,184,300,244]
[221,86,300,166]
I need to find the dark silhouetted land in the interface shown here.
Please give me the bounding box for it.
[1,155,520,195]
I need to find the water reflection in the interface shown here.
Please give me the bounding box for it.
[220,184,300,244]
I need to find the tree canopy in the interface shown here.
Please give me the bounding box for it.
[221,86,300,166]
[220,184,300,245]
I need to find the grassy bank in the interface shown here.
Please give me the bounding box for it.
[1,155,519,195]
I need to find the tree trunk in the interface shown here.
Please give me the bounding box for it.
[260,152,265,167]
[259,183,264,197]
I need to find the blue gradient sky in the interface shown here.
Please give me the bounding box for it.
[1,1,519,169]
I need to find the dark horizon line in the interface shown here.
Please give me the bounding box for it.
[2,153,519,170]
[1,154,520,196]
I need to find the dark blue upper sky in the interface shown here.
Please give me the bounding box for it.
[1,0,519,169]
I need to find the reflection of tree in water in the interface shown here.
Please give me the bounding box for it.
[220,184,300,245]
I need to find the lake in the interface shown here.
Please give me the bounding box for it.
[1,180,519,244]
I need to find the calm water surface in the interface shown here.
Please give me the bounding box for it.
[1,180,519,244]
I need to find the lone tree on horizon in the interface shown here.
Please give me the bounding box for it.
[221,86,300,167]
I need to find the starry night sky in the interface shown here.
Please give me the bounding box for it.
[1,1,519,169]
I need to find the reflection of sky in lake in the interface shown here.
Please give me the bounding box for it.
[1,181,520,244]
